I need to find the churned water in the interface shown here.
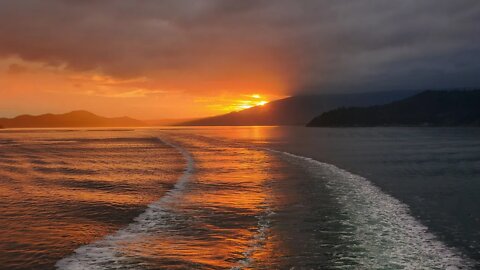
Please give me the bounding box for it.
[0,127,478,269]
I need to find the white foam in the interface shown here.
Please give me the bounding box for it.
[56,137,194,270]
[56,134,475,269]
[265,148,475,269]
[231,207,274,270]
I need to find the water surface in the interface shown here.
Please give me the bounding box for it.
[0,127,478,269]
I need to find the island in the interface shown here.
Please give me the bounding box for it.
[307,90,480,127]
[0,110,146,128]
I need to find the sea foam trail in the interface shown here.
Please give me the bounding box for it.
[56,137,194,270]
[265,148,475,269]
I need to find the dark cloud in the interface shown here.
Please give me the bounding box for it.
[1,0,479,93]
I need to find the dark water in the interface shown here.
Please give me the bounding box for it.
[195,126,480,264]
[0,127,478,269]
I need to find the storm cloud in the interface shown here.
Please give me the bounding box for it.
[1,0,480,94]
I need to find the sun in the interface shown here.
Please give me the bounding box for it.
[251,94,269,107]
[257,100,268,106]
[207,93,272,113]
[234,94,269,110]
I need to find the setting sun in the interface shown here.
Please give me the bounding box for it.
[197,93,275,114]
[235,94,270,111]
[257,100,268,106]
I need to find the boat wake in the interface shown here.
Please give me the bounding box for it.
[265,148,474,269]
[56,133,475,269]
[56,135,275,269]
[56,137,195,270]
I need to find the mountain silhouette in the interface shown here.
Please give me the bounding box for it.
[307,90,480,127]
[180,90,418,126]
[0,110,146,128]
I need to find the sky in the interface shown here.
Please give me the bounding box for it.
[0,0,479,119]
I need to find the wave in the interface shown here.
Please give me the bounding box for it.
[264,148,475,269]
[55,133,475,269]
[231,203,274,270]
[55,136,194,270]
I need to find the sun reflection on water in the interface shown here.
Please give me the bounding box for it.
[106,134,282,269]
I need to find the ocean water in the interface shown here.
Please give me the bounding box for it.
[0,127,478,269]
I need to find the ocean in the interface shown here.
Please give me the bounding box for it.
[0,127,478,269]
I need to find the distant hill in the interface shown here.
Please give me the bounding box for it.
[307,90,480,127]
[180,90,418,126]
[0,110,146,128]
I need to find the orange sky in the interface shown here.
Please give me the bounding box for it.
[0,56,289,119]
[2,1,479,119]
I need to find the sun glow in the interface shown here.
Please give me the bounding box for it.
[198,93,274,113]
[257,100,268,106]
[234,94,269,110]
